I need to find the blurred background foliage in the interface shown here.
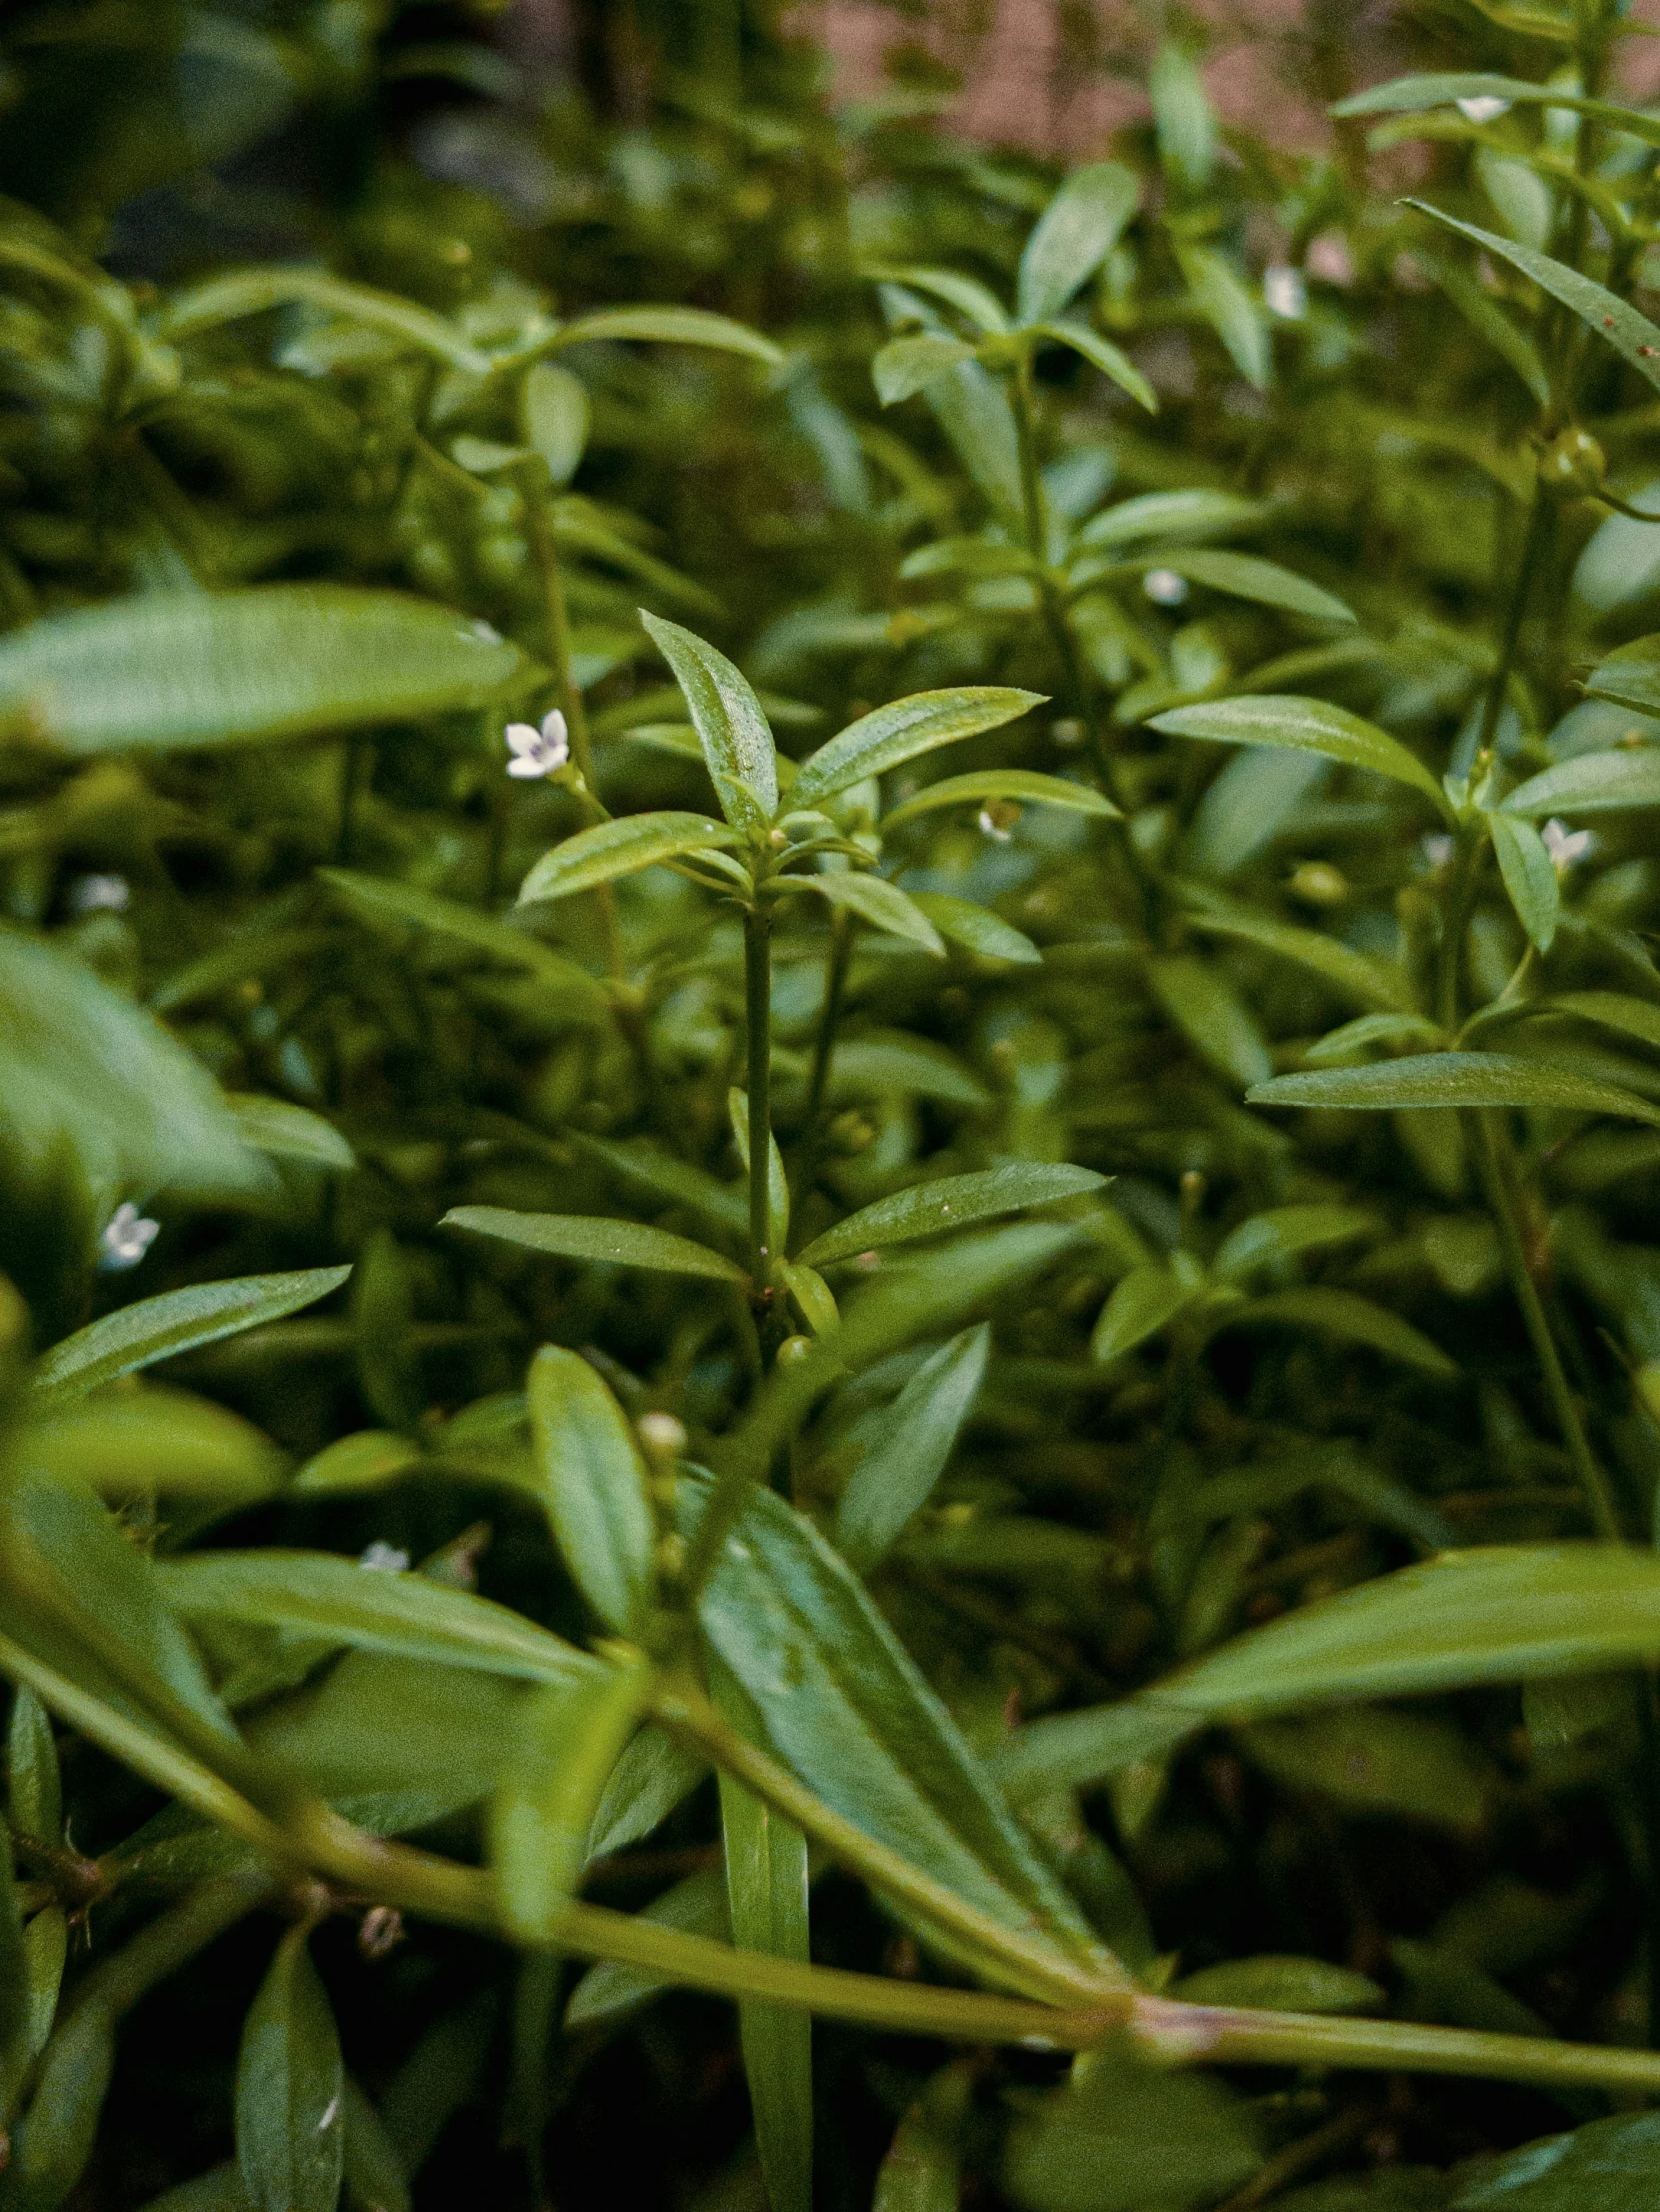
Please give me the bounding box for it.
[7,1,1660,2209]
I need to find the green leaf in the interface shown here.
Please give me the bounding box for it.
[29,1268,349,1411]
[19,1910,66,2072]
[549,304,783,365]
[1405,202,1660,398]
[0,588,525,756]
[1225,1287,1458,1378]
[1500,747,1660,816]
[1002,1545,1660,1795]
[492,1658,652,1943]
[1091,1266,1201,1361]
[0,1998,116,2212]
[1175,888,1416,1015]
[1177,242,1271,389]
[777,872,945,955]
[1426,254,1552,406]
[790,689,1044,811]
[442,1206,747,1281]
[872,334,979,405]
[520,360,590,487]
[1489,813,1560,951]
[709,1655,813,2212]
[0,927,267,1218]
[1335,72,1660,153]
[1078,490,1271,550]
[317,869,606,1013]
[1543,991,1660,1052]
[882,769,1120,830]
[1004,2042,1261,2212]
[728,1086,790,1254]
[1151,42,1217,189]
[564,1864,730,2032]
[341,2076,410,2212]
[1151,696,1453,816]
[1450,2110,1660,2207]
[686,1479,1109,1974]
[224,1097,355,1172]
[517,812,740,904]
[1169,1956,1384,2015]
[1247,1052,1660,1128]
[587,1726,707,1863]
[161,268,491,371]
[7,1687,61,1848]
[236,1927,344,2212]
[1141,550,1355,624]
[873,2064,970,2212]
[527,1344,655,1634]
[1212,1205,1378,1282]
[1018,163,1139,325]
[862,264,1011,337]
[158,1551,602,1686]
[1583,634,1660,717]
[1029,322,1157,412]
[640,614,778,835]
[0,1832,30,2125]
[908,892,1041,966]
[1147,955,1273,1089]
[799,1165,1104,1269]
[834,1325,990,1572]
[828,1035,991,1108]
[1239,1708,1491,1832]
[572,1133,747,1245]
[22,1385,288,1504]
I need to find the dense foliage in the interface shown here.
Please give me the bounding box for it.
[10,2,1660,2207]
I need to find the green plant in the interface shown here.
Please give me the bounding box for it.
[8,3,1660,2208]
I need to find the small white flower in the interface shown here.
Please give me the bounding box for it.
[1541,816,1595,873]
[1263,264,1307,321]
[67,874,130,916]
[505,709,570,780]
[1144,568,1189,607]
[98,1202,159,1273]
[358,1540,411,1574]
[977,806,1013,843]
[1456,95,1512,124]
[1421,833,1456,872]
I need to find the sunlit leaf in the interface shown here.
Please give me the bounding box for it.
[908,891,1041,965]
[1489,813,1560,951]
[442,1206,747,1281]
[517,813,741,904]
[1151,696,1453,816]
[549,304,783,364]
[800,1165,1104,1268]
[882,769,1119,830]
[527,1346,655,1635]
[790,689,1044,810]
[1248,1052,1660,1127]
[641,613,778,835]
[778,871,946,954]
[1501,747,1660,817]
[873,334,978,405]
[1017,163,1139,325]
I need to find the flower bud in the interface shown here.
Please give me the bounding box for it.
[1540,427,1605,497]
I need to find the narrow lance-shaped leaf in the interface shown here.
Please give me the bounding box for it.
[776,871,945,955]
[492,1657,653,1944]
[1544,992,1660,1053]
[28,1266,349,1409]
[0,1998,116,2211]
[790,688,1045,810]
[1501,747,1660,817]
[317,868,607,1012]
[0,588,526,756]
[1489,812,1560,951]
[1134,550,1355,625]
[873,334,978,406]
[801,1165,1105,1270]
[1029,322,1157,412]
[1247,1051,1660,1128]
[1334,72,1660,154]
[528,1344,656,1635]
[1150,696,1454,817]
[1405,202,1660,399]
[161,266,492,370]
[1175,886,1415,1014]
[709,1653,813,2212]
[7,1685,61,1847]
[236,1926,344,2212]
[1092,1267,1202,1361]
[883,770,1120,830]
[1583,633,1660,717]
[443,1206,748,1282]
[1018,162,1140,325]
[874,2064,972,2212]
[1220,1287,1457,1380]
[862,263,1011,336]
[0,1828,30,2124]
[907,892,1042,967]
[547,304,783,364]
[836,1324,991,1573]
[517,813,741,905]
[520,360,590,486]
[641,612,777,834]
[1212,1205,1379,1282]
[226,1096,355,1172]
[158,1550,605,1686]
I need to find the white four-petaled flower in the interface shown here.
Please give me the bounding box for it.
[98,1202,159,1273]
[358,1541,411,1573]
[505,709,570,780]
[1456,95,1512,124]
[1144,568,1189,606]
[1263,265,1307,321]
[1541,816,1594,874]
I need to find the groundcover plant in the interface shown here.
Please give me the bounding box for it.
[12,0,1660,2205]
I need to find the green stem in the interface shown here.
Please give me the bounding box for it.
[1469,1109,1622,1539]
[654,1678,1130,2009]
[517,458,628,991]
[1474,479,1550,764]
[743,900,775,1298]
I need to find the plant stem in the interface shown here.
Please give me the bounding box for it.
[517,458,628,989]
[1469,1109,1622,1539]
[743,899,775,1299]
[653,1678,1130,2009]
[1474,479,1550,763]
